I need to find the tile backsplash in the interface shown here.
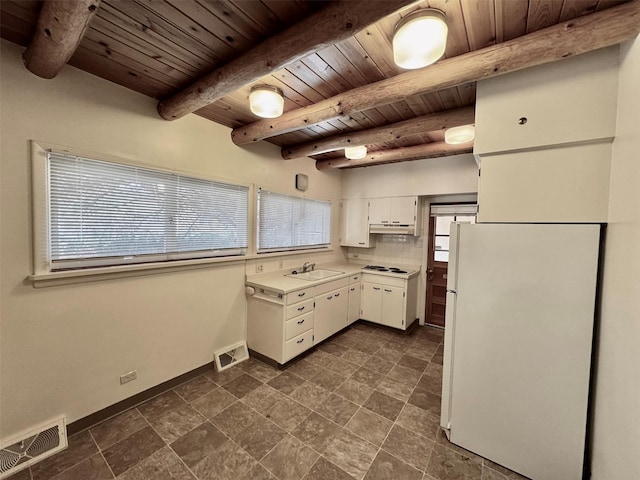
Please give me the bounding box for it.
[348,233,424,266]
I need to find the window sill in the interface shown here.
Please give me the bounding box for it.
[29,256,247,288]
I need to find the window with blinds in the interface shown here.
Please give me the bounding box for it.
[257,189,331,253]
[47,152,249,270]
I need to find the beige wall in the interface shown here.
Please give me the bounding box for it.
[591,37,640,479]
[340,153,478,199]
[0,39,342,437]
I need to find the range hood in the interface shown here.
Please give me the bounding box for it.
[369,224,416,235]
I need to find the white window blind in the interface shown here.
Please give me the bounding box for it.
[257,189,331,253]
[48,152,248,270]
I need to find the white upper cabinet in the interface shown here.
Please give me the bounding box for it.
[368,196,417,225]
[474,47,619,156]
[339,198,373,248]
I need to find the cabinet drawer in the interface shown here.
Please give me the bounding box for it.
[286,298,314,319]
[284,329,313,362]
[286,287,315,305]
[315,277,349,296]
[285,310,314,341]
[349,273,361,284]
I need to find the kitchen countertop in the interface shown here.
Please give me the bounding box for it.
[246,262,419,294]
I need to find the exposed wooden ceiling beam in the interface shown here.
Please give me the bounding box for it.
[233,0,640,145]
[315,142,473,170]
[157,0,419,121]
[282,106,475,159]
[23,0,100,79]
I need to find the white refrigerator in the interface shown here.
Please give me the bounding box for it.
[440,223,600,480]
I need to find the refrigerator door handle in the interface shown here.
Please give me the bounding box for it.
[447,289,457,294]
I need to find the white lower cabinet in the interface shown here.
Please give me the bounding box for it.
[361,274,418,330]
[247,275,358,365]
[347,274,362,325]
[314,285,348,344]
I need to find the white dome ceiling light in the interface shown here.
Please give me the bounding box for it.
[249,85,284,118]
[445,125,476,144]
[393,9,448,70]
[345,145,368,160]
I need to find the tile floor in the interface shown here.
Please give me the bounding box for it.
[8,323,528,480]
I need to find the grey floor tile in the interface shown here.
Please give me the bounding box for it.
[350,367,384,388]
[267,371,306,395]
[191,387,237,419]
[150,403,206,443]
[315,394,359,426]
[6,468,31,480]
[375,376,415,402]
[341,349,371,366]
[205,366,243,386]
[424,362,444,379]
[170,421,227,469]
[211,401,261,438]
[238,464,277,480]
[48,453,113,480]
[137,391,186,424]
[243,360,281,383]
[285,359,323,380]
[309,369,347,391]
[222,373,263,398]
[31,430,98,480]
[345,408,393,447]
[117,447,194,480]
[174,375,216,403]
[427,444,482,480]
[291,412,343,454]
[260,435,319,480]
[90,408,147,450]
[266,397,311,432]
[382,425,434,471]
[318,342,350,357]
[302,457,352,480]
[102,426,164,477]
[192,439,256,480]
[324,430,378,480]
[398,354,429,372]
[234,415,286,460]
[241,384,285,415]
[387,364,422,387]
[395,403,441,440]
[408,388,442,416]
[334,379,374,405]
[289,382,330,410]
[376,347,404,363]
[305,349,336,366]
[482,460,530,479]
[365,355,394,375]
[363,390,405,421]
[364,450,423,480]
[325,357,361,377]
[351,341,380,355]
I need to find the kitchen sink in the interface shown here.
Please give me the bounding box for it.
[285,269,344,281]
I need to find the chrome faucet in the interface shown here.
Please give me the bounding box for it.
[302,262,316,273]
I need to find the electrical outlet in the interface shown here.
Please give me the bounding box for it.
[120,370,137,385]
[256,264,264,273]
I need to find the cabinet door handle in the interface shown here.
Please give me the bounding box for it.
[296,338,304,344]
[327,295,333,300]
[297,306,305,311]
[334,293,340,297]
[381,220,389,223]
[392,221,400,223]
[297,319,305,324]
[352,276,359,280]
[373,287,381,291]
[358,242,365,245]
[297,292,306,297]
[350,287,355,291]
[384,289,392,292]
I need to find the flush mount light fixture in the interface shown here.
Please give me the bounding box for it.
[445,125,476,144]
[345,145,367,160]
[249,85,284,118]
[393,9,448,70]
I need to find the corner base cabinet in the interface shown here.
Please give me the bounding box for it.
[360,274,418,330]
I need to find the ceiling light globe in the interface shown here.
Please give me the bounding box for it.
[249,86,284,118]
[345,145,367,160]
[393,9,448,70]
[445,125,475,144]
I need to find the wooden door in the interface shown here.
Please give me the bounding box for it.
[426,216,448,327]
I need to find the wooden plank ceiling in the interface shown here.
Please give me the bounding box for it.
[0,0,631,168]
